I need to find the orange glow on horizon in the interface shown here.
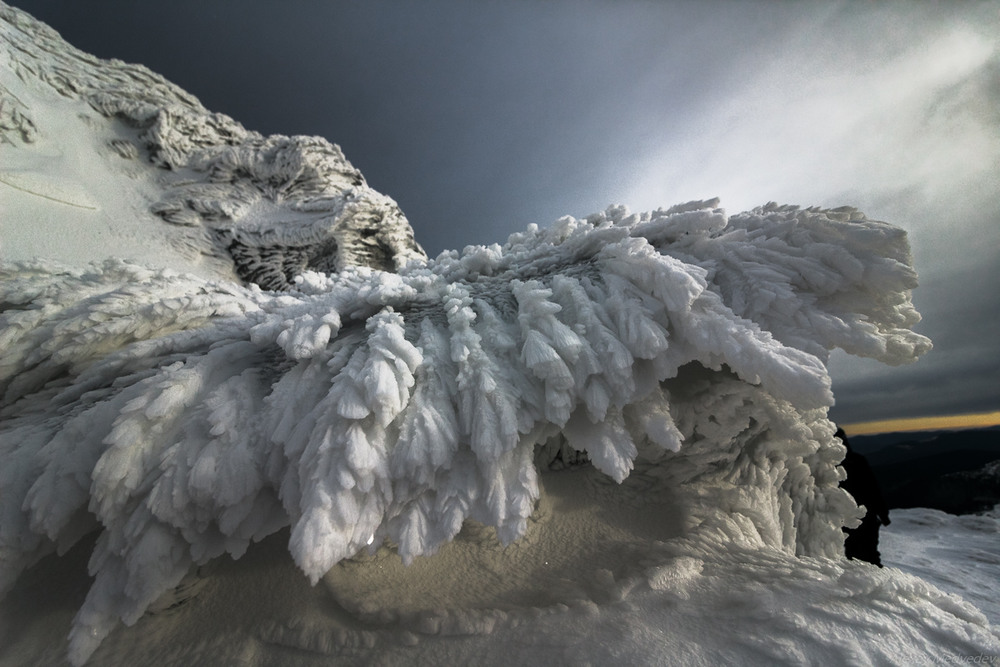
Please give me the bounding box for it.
[841,411,1000,436]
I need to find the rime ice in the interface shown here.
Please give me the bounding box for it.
[2,4,996,666]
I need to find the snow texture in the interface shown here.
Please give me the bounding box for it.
[882,506,1000,627]
[2,197,938,662]
[0,2,424,285]
[4,4,995,666]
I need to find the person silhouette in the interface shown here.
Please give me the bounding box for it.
[836,427,891,567]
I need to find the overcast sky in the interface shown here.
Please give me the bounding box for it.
[9,0,1000,427]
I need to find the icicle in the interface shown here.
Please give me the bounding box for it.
[562,407,636,483]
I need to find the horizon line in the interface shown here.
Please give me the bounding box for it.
[840,410,1000,436]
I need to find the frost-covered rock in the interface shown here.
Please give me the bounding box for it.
[0,2,424,286]
[3,4,995,667]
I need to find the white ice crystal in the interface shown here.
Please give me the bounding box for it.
[1,199,933,664]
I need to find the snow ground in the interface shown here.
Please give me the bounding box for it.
[2,478,998,666]
[883,506,1000,627]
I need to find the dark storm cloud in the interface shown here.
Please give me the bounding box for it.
[8,0,1000,425]
[830,352,1000,424]
[829,254,1000,424]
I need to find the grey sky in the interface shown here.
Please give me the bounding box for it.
[9,0,1000,426]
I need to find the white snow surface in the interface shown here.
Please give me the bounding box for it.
[1,4,996,666]
[882,506,1000,628]
[0,3,423,286]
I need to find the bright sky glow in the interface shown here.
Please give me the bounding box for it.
[843,410,1000,436]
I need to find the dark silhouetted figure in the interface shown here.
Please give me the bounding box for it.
[836,428,891,567]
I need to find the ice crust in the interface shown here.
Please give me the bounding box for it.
[3,4,995,666]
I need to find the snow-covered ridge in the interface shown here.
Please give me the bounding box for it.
[0,2,424,287]
[5,4,995,667]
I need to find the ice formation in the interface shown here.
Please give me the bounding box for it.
[4,4,997,666]
[0,3,423,283]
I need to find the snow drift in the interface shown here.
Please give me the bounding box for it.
[2,4,996,665]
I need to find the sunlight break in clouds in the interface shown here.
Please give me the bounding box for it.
[628,21,998,221]
[843,410,1000,437]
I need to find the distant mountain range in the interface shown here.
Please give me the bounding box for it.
[850,426,1000,515]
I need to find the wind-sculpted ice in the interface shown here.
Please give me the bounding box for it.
[1,199,932,663]
[0,3,947,666]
